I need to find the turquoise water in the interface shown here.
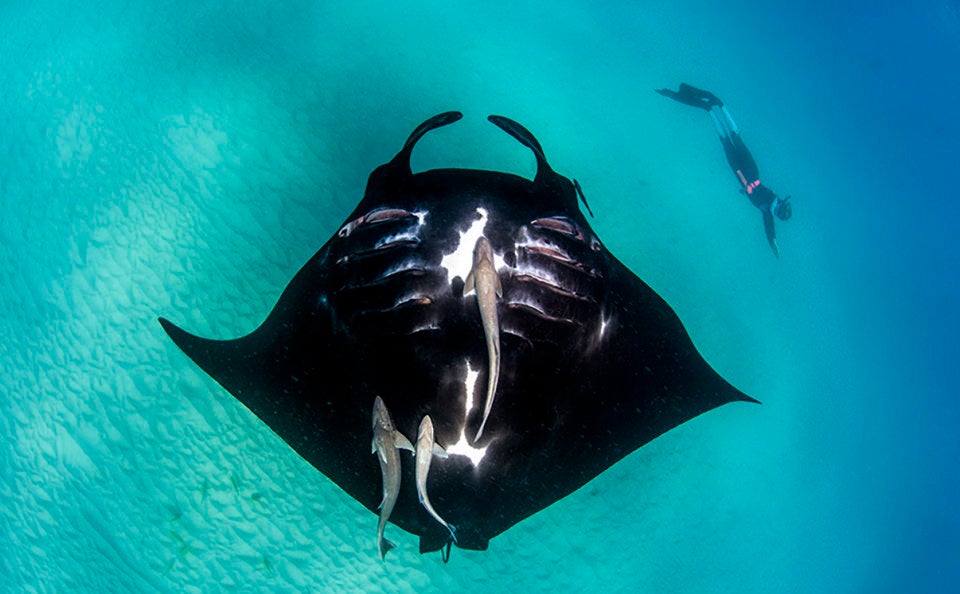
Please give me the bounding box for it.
[1,1,956,591]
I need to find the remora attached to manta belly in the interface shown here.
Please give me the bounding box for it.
[463,235,502,442]
[415,415,457,542]
[371,396,413,559]
[159,111,759,558]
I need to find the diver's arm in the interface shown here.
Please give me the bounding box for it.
[762,210,780,258]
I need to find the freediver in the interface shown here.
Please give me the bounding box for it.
[656,83,793,257]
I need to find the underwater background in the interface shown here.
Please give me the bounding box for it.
[1,0,957,592]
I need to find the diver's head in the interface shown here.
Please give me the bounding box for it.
[774,195,793,220]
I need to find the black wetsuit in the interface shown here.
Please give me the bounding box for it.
[657,83,789,257]
[719,133,780,255]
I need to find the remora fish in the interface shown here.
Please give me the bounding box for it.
[372,396,413,559]
[415,415,457,542]
[463,236,502,441]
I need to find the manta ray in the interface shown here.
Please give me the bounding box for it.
[159,112,757,558]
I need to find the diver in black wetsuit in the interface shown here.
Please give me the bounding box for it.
[656,83,793,258]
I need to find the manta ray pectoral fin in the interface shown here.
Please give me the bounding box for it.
[463,270,476,295]
[159,317,226,374]
[394,432,414,452]
[432,443,448,458]
[158,317,270,410]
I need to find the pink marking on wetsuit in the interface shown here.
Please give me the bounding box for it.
[736,170,760,195]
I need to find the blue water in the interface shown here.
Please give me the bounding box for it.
[1,1,956,592]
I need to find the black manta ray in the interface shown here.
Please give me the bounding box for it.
[159,112,757,558]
